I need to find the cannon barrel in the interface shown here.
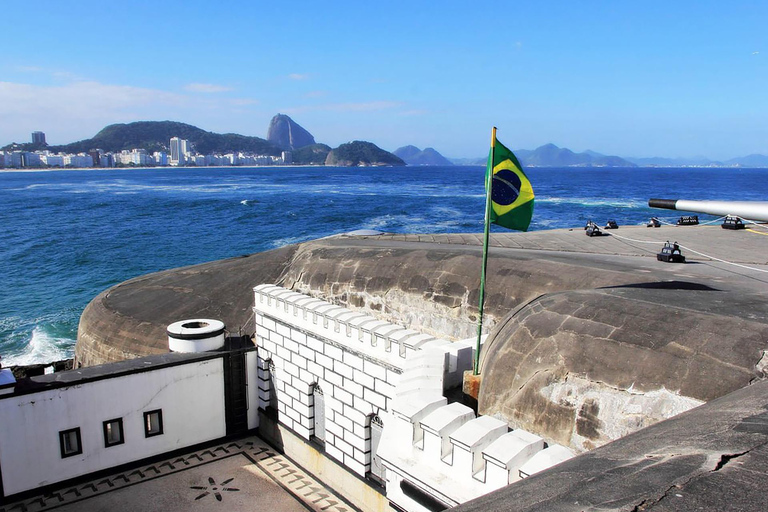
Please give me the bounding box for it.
[649,198,768,222]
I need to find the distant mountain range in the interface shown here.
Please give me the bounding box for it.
[451,144,768,168]
[393,146,453,166]
[5,120,767,168]
[2,116,404,167]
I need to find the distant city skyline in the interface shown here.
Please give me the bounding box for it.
[1,1,766,160]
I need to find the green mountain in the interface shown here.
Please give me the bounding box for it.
[292,143,332,165]
[47,121,281,156]
[325,141,405,167]
[393,145,453,166]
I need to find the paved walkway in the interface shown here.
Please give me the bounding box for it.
[351,224,768,265]
[0,436,360,512]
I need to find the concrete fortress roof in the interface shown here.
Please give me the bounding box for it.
[75,226,768,510]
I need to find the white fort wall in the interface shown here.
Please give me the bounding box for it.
[0,357,227,497]
[254,285,574,512]
[252,284,473,479]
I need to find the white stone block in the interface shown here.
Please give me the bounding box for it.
[298,344,315,361]
[316,352,334,370]
[334,436,354,457]
[344,455,366,477]
[325,370,343,387]
[343,352,364,371]
[448,416,508,478]
[343,404,367,426]
[326,444,345,463]
[344,378,364,399]
[374,378,396,399]
[283,337,300,354]
[334,360,354,379]
[420,403,475,462]
[276,322,291,338]
[294,424,311,440]
[364,388,388,410]
[363,360,387,380]
[336,413,354,432]
[307,335,324,353]
[391,393,447,446]
[518,445,574,479]
[306,361,324,380]
[482,429,545,486]
[353,369,375,389]
[334,386,354,406]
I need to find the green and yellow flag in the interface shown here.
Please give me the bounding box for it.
[486,134,534,231]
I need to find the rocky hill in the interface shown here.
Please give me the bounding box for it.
[325,141,404,167]
[292,143,331,165]
[394,145,453,166]
[266,114,316,150]
[46,121,281,156]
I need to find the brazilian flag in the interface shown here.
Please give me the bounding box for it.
[486,135,534,231]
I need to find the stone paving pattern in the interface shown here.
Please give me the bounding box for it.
[0,436,359,512]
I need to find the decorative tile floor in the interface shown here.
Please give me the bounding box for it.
[0,436,360,512]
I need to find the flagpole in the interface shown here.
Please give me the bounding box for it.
[474,127,496,376]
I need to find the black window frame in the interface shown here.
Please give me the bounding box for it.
[143,409,164,438]
[102,418,125,447]
[59,427,83,458]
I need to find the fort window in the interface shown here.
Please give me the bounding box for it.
[367,414,386,485]
[59,427,82,458]
[310,384,325,448]
[103,418,124,447]
[143,410,164,437]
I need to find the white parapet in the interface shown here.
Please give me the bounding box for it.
[518,445,575,479]
[449,415,509,480]
[252,284,575,512]
[420,402,475,462]
[482,430,545,488]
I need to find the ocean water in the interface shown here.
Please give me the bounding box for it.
[1,165,767,365]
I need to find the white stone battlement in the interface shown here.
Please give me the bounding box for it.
[253,284,571,512]
[377,332,575,512]
[253,284,474,481]
[254,284,450,367]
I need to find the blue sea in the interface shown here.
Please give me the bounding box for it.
[2,165,767,365]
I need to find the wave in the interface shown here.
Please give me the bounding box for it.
[537,197,645,208]
[3,325,72,366]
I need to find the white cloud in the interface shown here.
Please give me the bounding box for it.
[184,83,234,93]
[288,73,310,80]
[0,80,259,144]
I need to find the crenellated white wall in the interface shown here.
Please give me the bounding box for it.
[252,284,574,512]
[252,284,472,478]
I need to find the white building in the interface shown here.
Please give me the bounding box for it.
[169,137,189,166]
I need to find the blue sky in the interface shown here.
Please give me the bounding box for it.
[1,1,765,160]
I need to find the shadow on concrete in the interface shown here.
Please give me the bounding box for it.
[599,280,721,291]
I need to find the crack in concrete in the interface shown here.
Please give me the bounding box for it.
[628,444,766,511]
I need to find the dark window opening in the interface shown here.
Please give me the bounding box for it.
[59,428,82,458]
[103,418,124,447]
[143,409,164,437]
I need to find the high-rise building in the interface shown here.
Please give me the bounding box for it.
[31,131,46,145]
[169,137,188,166]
